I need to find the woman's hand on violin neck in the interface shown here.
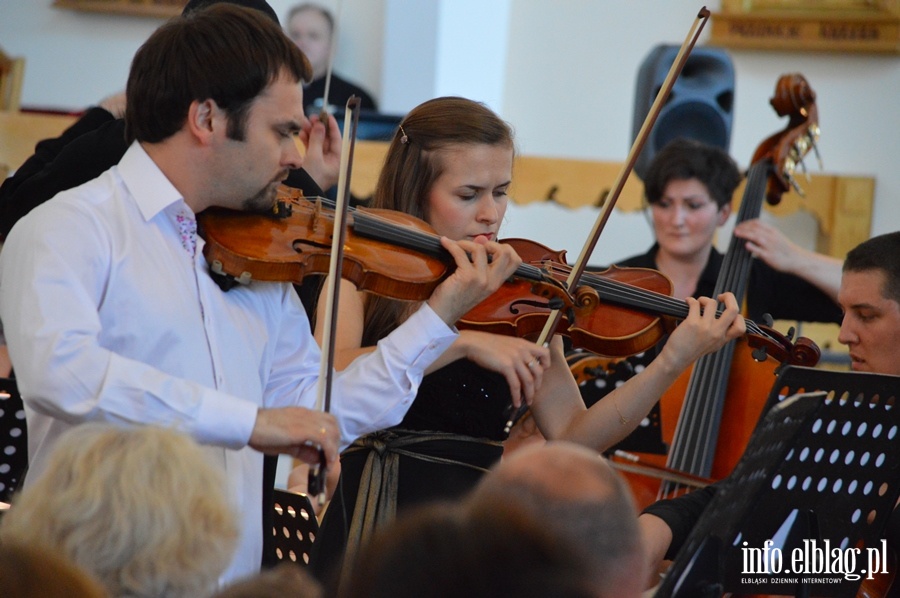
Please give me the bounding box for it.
[427,237,522,327]
[458,330,551,408]
[661,292,746,372]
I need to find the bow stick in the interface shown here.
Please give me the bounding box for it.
[308,96,362,505]
[317,0,344,121]
[503,7,712,433]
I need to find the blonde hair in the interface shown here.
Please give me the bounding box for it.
[1,424,238,598]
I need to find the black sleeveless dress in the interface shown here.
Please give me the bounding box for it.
[309,358,512,583]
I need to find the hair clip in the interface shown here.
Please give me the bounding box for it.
[399,124,409,145]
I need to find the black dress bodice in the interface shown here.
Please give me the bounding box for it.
[397,358,514,442]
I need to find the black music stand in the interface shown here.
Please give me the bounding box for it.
[0,378,27,503]
[271,488,319,567]
[654,365,900,598]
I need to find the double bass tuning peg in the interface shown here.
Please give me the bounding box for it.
[784,171,806,198]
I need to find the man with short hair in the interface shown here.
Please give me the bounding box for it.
[638,230,900,583]
[0,5,521,584]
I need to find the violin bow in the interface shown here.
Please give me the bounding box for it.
[503,6,712,433]
[318,0,344,121]
[308,95,362,505]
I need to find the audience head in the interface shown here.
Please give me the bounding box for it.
[182,0,280,23]
[839,231,900,375]
[212,563,323,598]
[338,500,596,598]
[0,424,238,598]
[286,4,334,80]
[0,541,107,598]
[643,137,742,209]
[468,441,645,598]
[126,4,310,144]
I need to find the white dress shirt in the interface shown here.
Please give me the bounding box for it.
[0,142,457,584]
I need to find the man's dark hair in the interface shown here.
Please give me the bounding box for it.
[843,231,900,304]
[125,4,310,144]
[643,137,742,209]
[182,0,280,24]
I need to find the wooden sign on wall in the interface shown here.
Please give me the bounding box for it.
[53,0,187,19]
[710,0,900,54]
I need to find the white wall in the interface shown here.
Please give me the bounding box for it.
[0,0,383,110]
[1,0,897,264]
[497,0,900,263]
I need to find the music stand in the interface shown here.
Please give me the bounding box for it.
[654,365,900,598]
[0,378,27,503]
[271,488,319,567]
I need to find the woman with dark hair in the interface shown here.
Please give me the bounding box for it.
[308,97,746,583]
[623,137,842,315]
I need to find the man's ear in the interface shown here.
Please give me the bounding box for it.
[187,99,217,143]
[716,202,732,226]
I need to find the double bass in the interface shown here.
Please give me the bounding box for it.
[581,73,827,509]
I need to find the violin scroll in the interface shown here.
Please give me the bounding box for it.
[746,323,821,368]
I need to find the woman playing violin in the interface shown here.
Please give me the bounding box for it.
[308,96,746,584]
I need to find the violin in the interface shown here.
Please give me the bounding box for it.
[460,237,820,365]
[198,190,818,365]
[199,187,572,305]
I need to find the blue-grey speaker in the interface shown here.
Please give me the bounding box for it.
[632,45,735,181]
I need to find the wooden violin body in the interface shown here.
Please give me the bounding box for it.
[200,193,451,301]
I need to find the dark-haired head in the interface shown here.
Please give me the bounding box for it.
[182,0,280,24]
[844,232,900,304]
[126,4,309,144]
[643,137,742,209]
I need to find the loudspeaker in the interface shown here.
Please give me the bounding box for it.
[632,44,735,181]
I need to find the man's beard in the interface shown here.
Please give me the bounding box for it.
[241,171,289,213]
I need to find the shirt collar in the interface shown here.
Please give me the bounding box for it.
[117,141,187,221]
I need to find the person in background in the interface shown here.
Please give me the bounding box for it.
[1,424,238,597]
[285,3,378,116]
[0,7,518,585]
[622,137,841,316]
[0,0,342,243]
[572,136,844,442]
[638,230,900,587]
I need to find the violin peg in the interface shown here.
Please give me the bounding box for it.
[785,326,795,342]
[751,346,769,363]
[761,313,774,328]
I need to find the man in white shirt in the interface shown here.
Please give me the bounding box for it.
[0,5,521,584]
